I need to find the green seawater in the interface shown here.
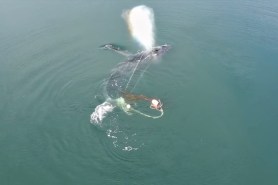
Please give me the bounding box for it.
[1,0,278,184]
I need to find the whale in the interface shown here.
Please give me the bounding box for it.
[101,44,171,99]
[90,44,170,123]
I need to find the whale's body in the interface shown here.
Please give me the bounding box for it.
[103,44,170,99]
[91,44,170,124]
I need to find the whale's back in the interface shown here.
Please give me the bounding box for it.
[104,52,151,99]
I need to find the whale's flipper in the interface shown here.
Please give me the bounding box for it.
[100,44,131,57]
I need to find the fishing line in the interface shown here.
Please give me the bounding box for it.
[116,97,163,119]
[124,52,151,91]
[130,107,164,119]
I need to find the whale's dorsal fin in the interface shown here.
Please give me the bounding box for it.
[100,44,132,57]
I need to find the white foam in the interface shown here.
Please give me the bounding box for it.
[90,101,115,124]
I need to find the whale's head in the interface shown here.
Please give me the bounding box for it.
[151,44,171,58]
[130,44,170,61]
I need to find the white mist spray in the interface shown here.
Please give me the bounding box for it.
[123,5,155,51]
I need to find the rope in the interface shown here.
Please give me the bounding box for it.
[130,107,164,119]
[114,50,164,119]
[125,52,150,91]
[116,97,163,119]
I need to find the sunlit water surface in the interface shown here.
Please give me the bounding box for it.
[0,0,278,184]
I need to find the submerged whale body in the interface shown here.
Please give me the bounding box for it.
[103,44,171,99]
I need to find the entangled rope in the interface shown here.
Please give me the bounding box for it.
[124,52,151,91]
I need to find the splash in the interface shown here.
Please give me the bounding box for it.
[123,5,155,51]
[90,100,115,124]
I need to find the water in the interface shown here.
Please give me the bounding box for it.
[1,0,278,184]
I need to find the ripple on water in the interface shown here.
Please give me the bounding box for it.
[93,111,145,156]
[89,74,164,159]
[90,96,164,162]
[15,32,97,114]
[11,31,141,163]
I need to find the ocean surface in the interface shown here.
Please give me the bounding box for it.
[1,0,278,184]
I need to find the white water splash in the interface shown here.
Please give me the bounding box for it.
[123,5,155,51]
[90,101,115,124]
[90,97,129,124]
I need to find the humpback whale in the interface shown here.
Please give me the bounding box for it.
[90,44,170,123]
[101,44,171,99]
